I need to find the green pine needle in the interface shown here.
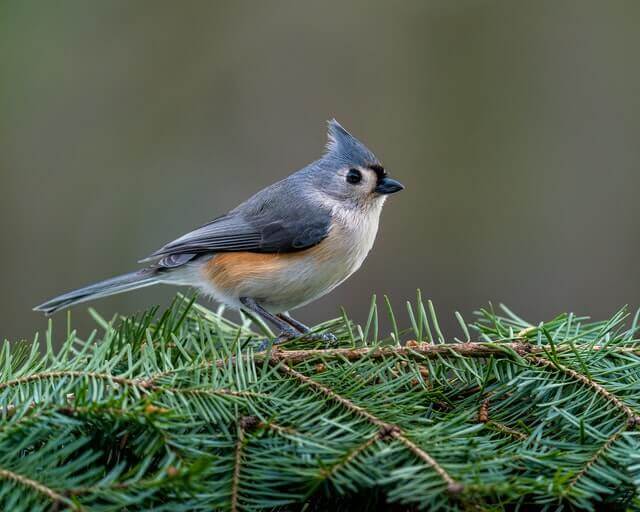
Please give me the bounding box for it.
[0,294,639,511]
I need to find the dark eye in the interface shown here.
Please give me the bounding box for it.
[346,168,362,184]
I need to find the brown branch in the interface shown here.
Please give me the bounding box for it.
[269,342,535,364]
[0,371,154,392]
[527,355,640,426]
[146,342,533,384]
[145,341,640,385]
[274,361,463,494]
[0,467,81,511]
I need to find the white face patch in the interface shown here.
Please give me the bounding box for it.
[337,166,379,201]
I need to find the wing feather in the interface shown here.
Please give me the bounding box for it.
[141,204,332,268]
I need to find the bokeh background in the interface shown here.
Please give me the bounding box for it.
[1,0,639,343]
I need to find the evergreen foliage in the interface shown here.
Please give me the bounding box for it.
[1,294,640,511]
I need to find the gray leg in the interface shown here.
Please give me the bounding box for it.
[277,313,311,333]
[240,297,299,349]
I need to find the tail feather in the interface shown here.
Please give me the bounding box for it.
[34,269,159,315]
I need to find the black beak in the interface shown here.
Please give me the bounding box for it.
[374,177,404,195]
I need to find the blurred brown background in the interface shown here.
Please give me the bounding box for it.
[1,0,639,343]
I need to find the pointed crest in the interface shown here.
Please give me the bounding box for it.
[324,119,379,167]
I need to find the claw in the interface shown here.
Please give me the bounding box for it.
[320,332,339,348]
[256,329,296,351]
[299,332,338,348]
[255,330,337,351]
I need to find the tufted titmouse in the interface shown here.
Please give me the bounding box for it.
[35,120,404,343]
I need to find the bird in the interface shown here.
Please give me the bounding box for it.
[34,120,404,345]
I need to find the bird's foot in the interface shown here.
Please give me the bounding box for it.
[255,330,337,351]
[255,328,298,352]
[300,332,338,348]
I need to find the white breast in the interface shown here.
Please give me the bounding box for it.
[326,200,383,276]
[268,198,384,311]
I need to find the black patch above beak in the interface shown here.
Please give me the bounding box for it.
[374,177,404,195]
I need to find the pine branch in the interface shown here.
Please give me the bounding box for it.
[274,361,463,494]
[231,418,248,512]
[0,467,80,511]
[2,295,640,511]
[316,432,380,483]
[527,354,640,426]
[567,427,625,489]
[391,431,463,494]
[477,395,528,440]
[148,342,640,385]
[0,370,154,392]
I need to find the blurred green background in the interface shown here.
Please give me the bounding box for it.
[1,0,639,342]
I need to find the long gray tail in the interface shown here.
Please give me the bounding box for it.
[34,269,160,316]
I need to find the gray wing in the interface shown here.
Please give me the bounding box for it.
[142,200,332,268]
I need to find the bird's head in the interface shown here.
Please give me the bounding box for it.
[310,119,404,210]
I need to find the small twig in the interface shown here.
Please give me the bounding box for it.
[485,421,527,441]
[2,385,251,422]
[275,362,391,429]
[477,394,527,440]
[258,420,301,437]
[231,417,251,512]
[318,434,381,482]
[4,393,76,418]
[0,467,81,511]
[568,427,626,489]
[526,352,640,489]
[527,355,640,426]
[160,387,266,399]
[274,361,463,494]
[391,431,464,494]
[0,371,154,392]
